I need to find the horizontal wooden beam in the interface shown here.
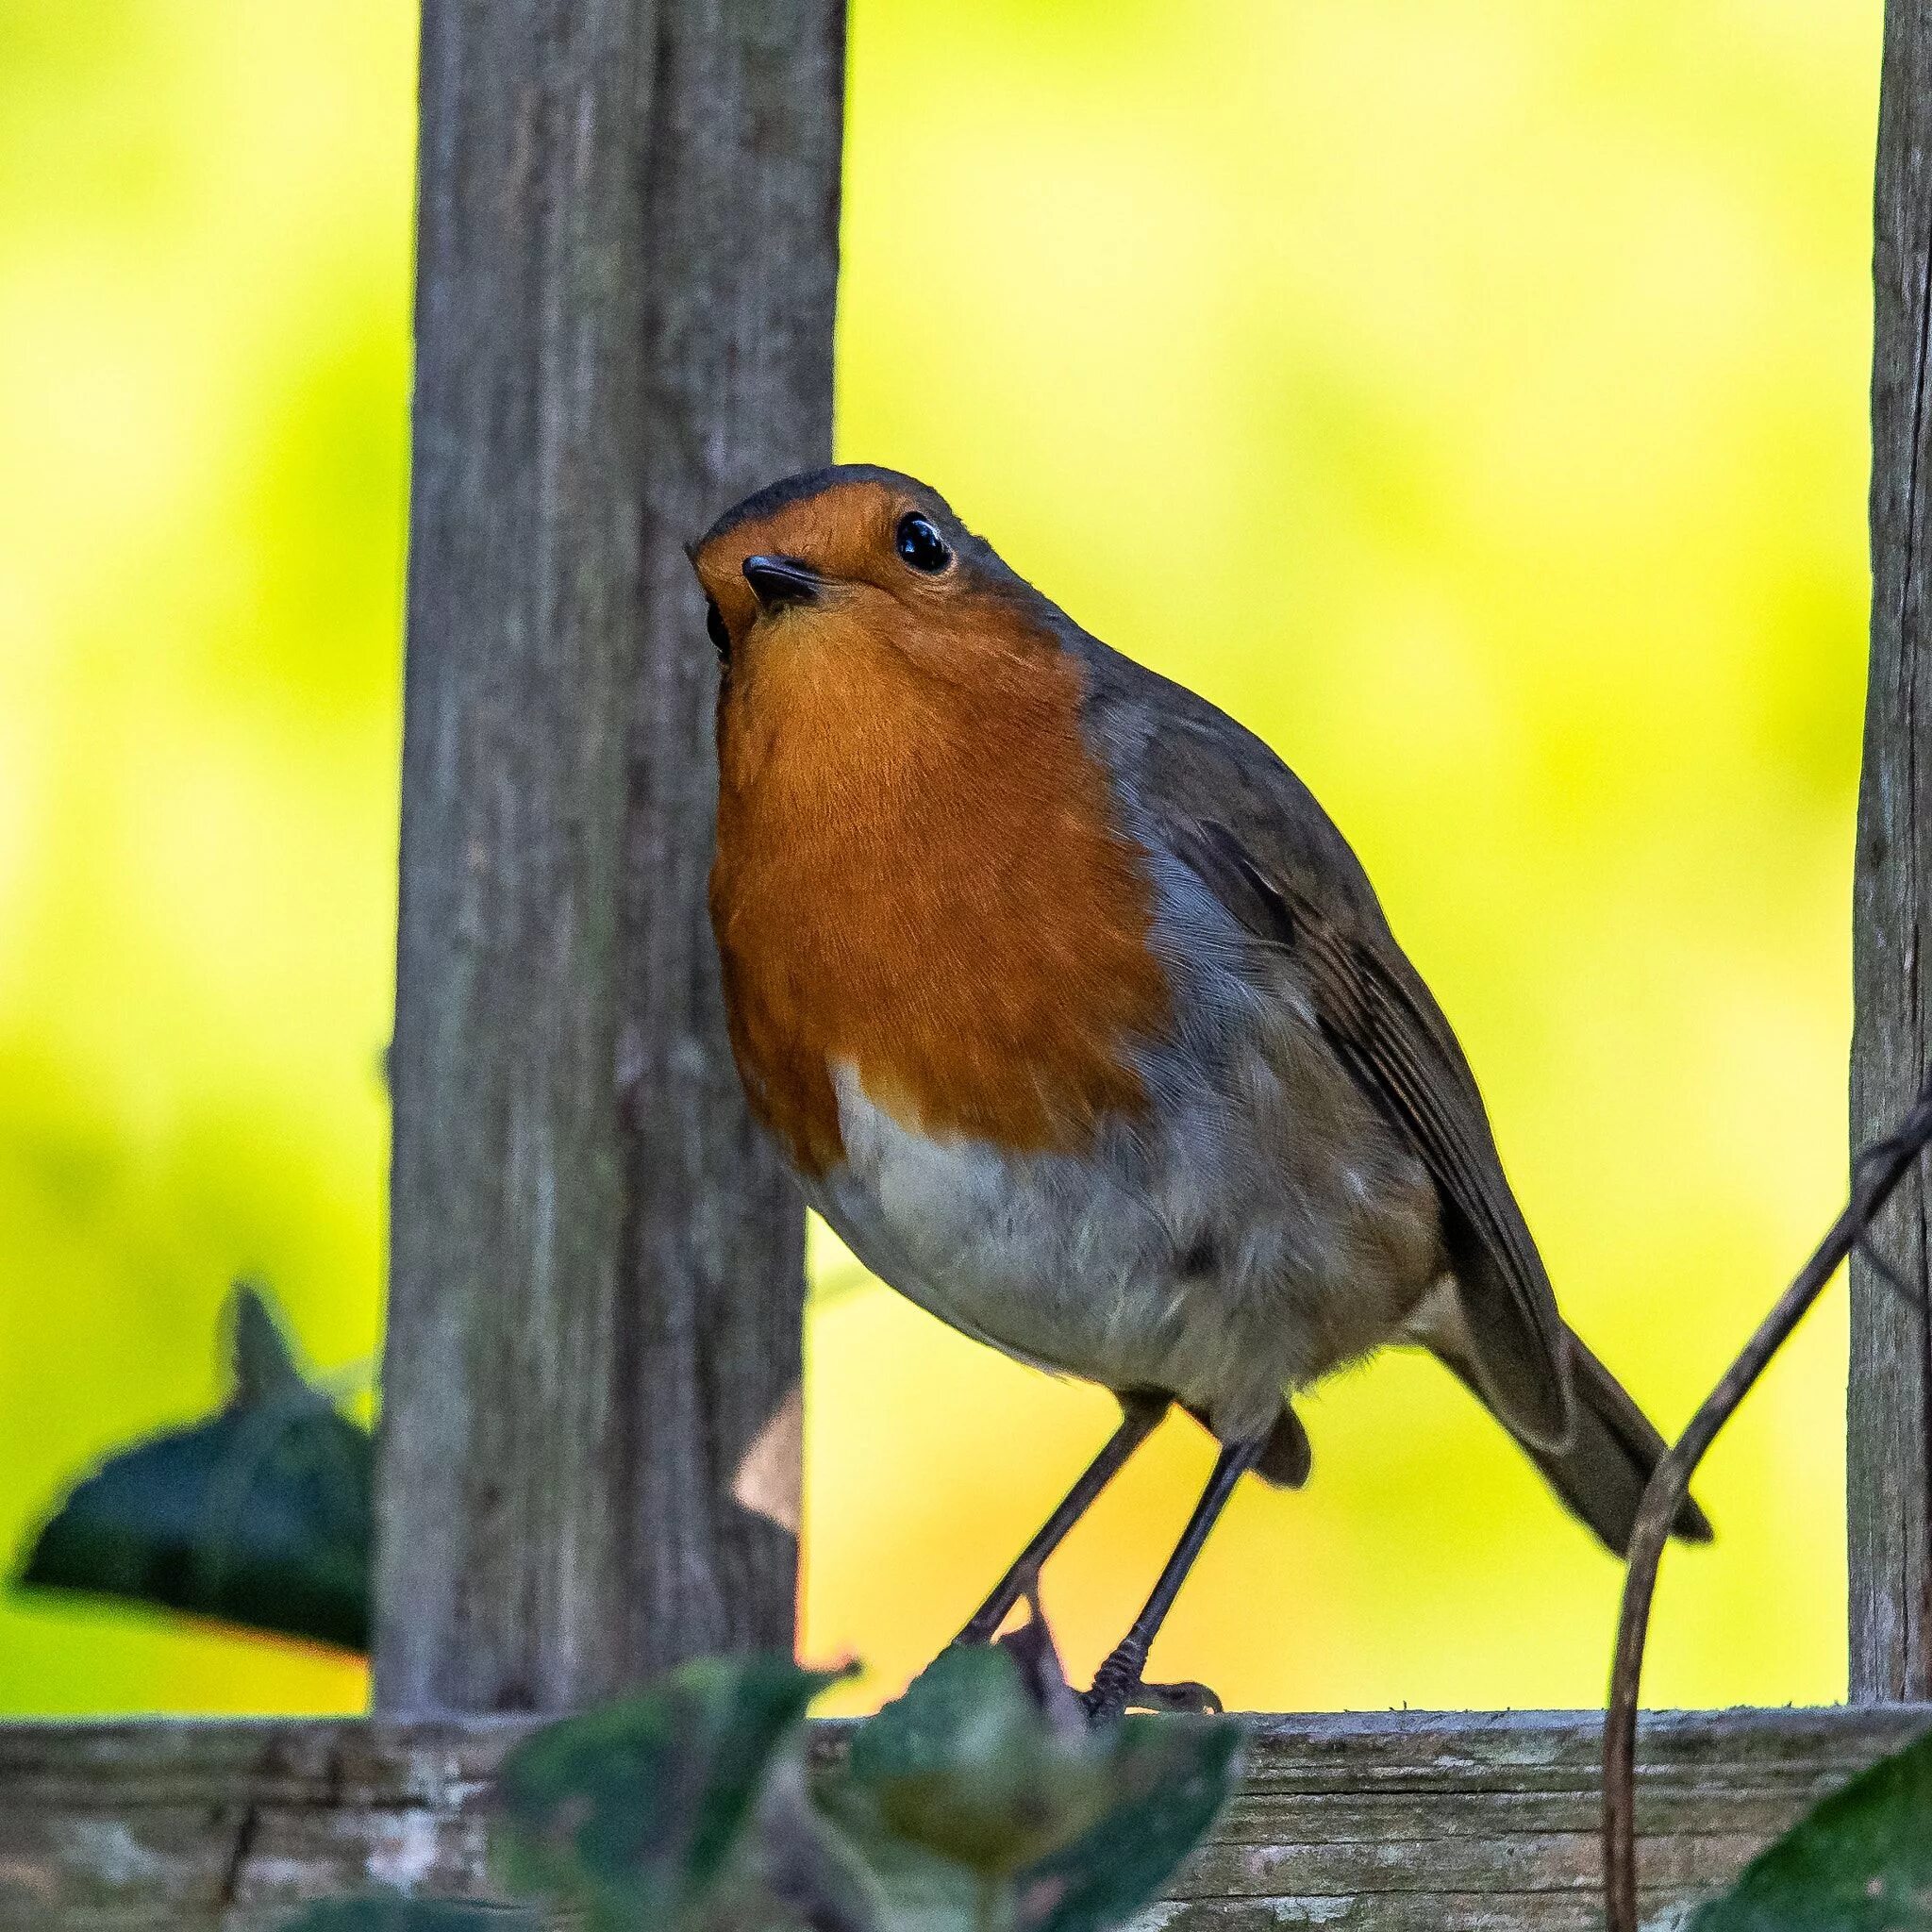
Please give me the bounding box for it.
[2,1707,1924,1929]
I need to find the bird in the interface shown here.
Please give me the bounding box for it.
[688,463,1711,1721]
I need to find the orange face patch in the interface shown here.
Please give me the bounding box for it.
[701,482,1171,1175]
[692,479,907,641]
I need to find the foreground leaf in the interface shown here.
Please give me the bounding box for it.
[17,1284,371,1651]
[1016,1715,1241,1931]
[810,1778,985,1932]
[495,1653,842,1930]
[1691,1725,1932,1930]
[846,1638,1238,1927]
[848,1643,1112,1877]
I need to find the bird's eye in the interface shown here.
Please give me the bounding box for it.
[705,597,730,661]
[895,511,951,574]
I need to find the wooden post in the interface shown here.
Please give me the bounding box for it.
[1851,0,1932,1705]
[377,2,842,1715]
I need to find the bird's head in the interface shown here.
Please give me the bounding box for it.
[691,467,1165,1171]
[687,465,1047,687]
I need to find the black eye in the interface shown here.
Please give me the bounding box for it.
[705,598,730,661]
[895,511,951,574]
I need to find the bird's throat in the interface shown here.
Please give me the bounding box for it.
[710,617,1171,1175]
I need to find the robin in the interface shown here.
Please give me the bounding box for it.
[690,464,1711,1720]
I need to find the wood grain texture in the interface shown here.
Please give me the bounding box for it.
[2,1708,1923,1931]
[1852,0,1932,1706]
[382,0,841,1714]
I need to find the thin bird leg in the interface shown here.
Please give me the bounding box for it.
[1083,1434,1266,1721]
[955,1391,1171,1646]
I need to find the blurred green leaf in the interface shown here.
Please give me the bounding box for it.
[276,1625,1230,1932]
[15,1283,371,1651]
[1690,1726,1932,1931]
[280,1900,536,1931]
[810,1776,983,1932]
[1016,1715,1241,1931]
[848,1644,1112,1878]
[495,1653,842,1931]
[845,1633,1237,1930]
[231,1283,310,1403]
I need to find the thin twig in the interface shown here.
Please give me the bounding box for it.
[1601,1079,1932,1932]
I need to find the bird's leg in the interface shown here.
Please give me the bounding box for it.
[1083,1434,1265,1722]
[955,1391,1170,1646]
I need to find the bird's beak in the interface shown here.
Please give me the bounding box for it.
[742,554,822,612]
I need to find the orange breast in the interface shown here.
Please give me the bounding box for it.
[710,604,1171,1177]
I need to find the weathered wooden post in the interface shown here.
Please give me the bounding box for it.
[377,1,845,1715]
[1851,0,1932,1707]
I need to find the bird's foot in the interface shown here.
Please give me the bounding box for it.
[1081,1645,1224,1724]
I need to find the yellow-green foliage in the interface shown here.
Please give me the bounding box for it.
[0,0,1880,1717]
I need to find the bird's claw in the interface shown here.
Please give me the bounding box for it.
[1081,1652,1224,1724]
[1126,1676,1224,1715]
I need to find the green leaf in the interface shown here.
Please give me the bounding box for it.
[231,1282,312,1404]
[847,1644,1113,1878]
[494,1652,842,1931]
[814,1774,987,1932]
[279,1901,537,1930]
[16,1283,371,1651]
[1014,1715,1241,1932]
[841,1626,1238,1929]
[1690,1726,1932,1931]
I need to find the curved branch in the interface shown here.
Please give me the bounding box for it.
[1602,1080,1932,1932]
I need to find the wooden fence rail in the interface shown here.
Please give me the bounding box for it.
[3,1708,1924,1931]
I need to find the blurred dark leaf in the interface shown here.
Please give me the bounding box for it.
[16,1282,371,1652]
[1690,1726,1932,1931]
[1016,1715,1241,1932]
[847,1643,1111,1877]
[812,1773,987,1932]
[231,1282,311,1403]
[280,1900,536,1931]
[495,1653,843,1931]
[845,1636,1236,1927]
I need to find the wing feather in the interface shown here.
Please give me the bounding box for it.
[1070,628,1576,1448]
[1155,807,1574,1452]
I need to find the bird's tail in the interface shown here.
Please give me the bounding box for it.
[1429,1320,1713,1557]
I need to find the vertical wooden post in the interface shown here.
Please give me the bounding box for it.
[1852,0,1932,1706]
[377,2,842,1715]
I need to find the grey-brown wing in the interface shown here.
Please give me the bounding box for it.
[1073,630,1574,1449]
[1176,815,1574,1450]
[1126,734,1574,1450]
[1250,824,1571,1415]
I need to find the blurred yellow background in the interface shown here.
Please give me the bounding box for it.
[0,0,1879,1716]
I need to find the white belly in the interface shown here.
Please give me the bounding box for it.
[808,1065,1170,1373]
[802,1059,1430,1442]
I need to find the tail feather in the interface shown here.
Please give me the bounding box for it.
[1430,1321,1713,1557]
